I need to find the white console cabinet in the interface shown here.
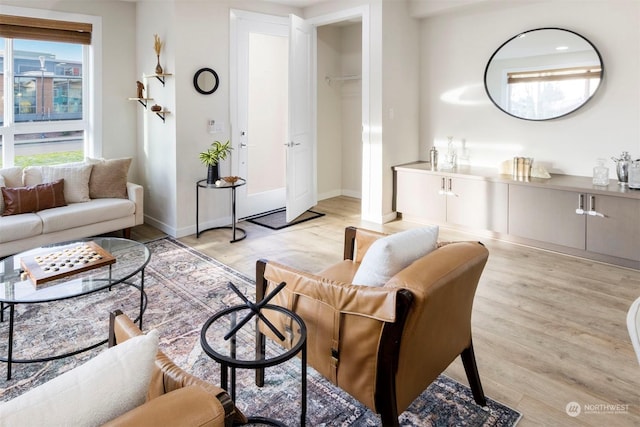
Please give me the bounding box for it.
[394,162,640,269]
[509,185,640,261]
[396,167,508,233]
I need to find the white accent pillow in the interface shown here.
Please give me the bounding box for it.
[0,166,23,188]
[41,164,93,203]
[22,166,44,187]
[0,330,159,427]
[352,226,439,287]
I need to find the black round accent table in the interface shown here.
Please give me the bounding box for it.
[196,178,247,242]
[200,282,307,426]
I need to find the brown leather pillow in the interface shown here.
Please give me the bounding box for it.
[1,179,67,216]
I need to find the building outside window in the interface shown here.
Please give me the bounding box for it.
[0,11,96,168]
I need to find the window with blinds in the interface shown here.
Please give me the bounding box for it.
[506,66,602,120]
[507,66,602,84]
[0,13,94,168]
[0,15,92,44]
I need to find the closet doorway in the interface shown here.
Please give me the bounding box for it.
[316,20,362,201]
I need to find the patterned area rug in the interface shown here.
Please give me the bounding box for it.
[0,237,521,426]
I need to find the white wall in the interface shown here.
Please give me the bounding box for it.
[317,25,344,198]
[134,0,301,236]
[135,1,177,233]
[381,0,420,217]
[419,0,640,177]
[340,23,363,198]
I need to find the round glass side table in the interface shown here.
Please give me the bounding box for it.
[200,284,307,426]
[195,178,247,242]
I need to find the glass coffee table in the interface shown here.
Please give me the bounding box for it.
[0,237,150,380]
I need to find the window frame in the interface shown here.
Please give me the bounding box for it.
[0,5,102,168]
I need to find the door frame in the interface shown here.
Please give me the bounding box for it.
[230,6,373,221]
[306,5,372,220]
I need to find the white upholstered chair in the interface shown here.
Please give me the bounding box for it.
[627,296,640,365]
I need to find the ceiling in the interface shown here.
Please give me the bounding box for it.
[263,0,496,19]
[263,0,329,8]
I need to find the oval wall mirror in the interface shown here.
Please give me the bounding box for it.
[484,28,603,121]
[193,67,219,95]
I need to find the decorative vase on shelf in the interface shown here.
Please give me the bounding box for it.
[207,164,219,185]
[153,34,164,74]
[155,55,163,74]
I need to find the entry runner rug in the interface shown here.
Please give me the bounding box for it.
[246,208,326,230]
[0,237,521,426]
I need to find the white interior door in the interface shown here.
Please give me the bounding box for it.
[232,11,316,221]
[286,14,317,222]
[233,12,289,218]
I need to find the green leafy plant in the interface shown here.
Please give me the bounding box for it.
[199,140,232,166]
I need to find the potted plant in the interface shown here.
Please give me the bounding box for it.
[199,140,232,184]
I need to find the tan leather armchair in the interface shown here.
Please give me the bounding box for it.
[104,310,247,427]
[256,226,488,426]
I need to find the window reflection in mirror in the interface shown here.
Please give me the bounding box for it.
[484,28,603,121]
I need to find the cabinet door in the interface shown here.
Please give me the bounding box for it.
[508,185,585,249]
[446,178,508,233]
[586,194,640,261]
[396,170,446,222]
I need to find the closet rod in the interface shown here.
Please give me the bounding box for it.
[325,75,361,85]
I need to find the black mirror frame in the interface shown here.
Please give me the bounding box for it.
[193,67,220,95]
[484,27,604,121]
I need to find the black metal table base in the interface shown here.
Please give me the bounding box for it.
[201,282,307,427]
[196,225,246,242]
[196,179,247,243]
[244,416,288,426]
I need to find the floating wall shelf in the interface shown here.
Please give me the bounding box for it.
[129,72,172,122]
[145,73,173,86]
[128,97,153,108]
[152,110,170,122]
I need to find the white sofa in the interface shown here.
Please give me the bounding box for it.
[0,159,143,258]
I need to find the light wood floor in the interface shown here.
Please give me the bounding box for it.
[134,196,640,426]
